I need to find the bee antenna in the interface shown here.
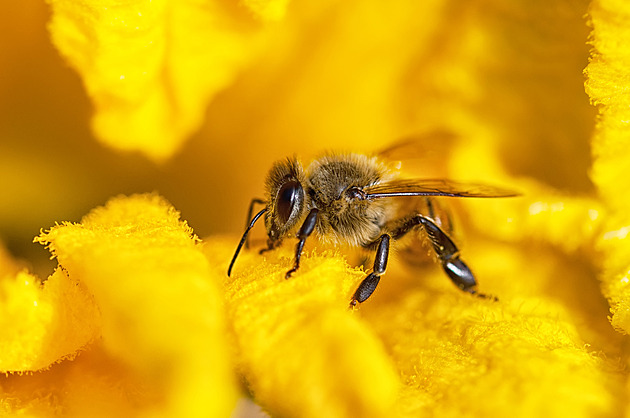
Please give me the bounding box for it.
[227,208,268,277]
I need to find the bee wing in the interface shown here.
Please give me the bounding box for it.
[364,178,519,199]
[372,131,459,178]
[376,130,457,161]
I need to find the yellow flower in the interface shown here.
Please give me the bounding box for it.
[584,0,630,333]
[46,0,289,161]
[1,0,630,416]
[2,195,236,416]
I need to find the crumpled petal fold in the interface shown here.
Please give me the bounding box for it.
[1,194,237,417]
[46,0,285,160]
[584,0,630,333]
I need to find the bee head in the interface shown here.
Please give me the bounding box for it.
[265,157,307,241]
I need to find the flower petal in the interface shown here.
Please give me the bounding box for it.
[47,0,276,160]
[34,194,237,416]
[584,0,630,333]
[242,0,290,21]
[0,269,100,372]
[365,285,622,417]
[212,240,400,418]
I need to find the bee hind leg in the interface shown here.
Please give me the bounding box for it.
[392,215,496,300]
[351,234,390,307]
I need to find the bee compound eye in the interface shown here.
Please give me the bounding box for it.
[276,180,302,224]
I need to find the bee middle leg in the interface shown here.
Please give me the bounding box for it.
[390,214,494,299]
[350,234,390,307]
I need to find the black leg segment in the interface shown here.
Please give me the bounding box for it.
[351,273,381,306]
[351,234,390,306]
[416,216,481,295]
[443,258,476,292]
[285,208,319,278]
[390,213,494,299]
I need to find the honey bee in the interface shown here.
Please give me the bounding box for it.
[227,152,516,306]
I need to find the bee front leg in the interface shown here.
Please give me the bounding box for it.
[259,237,281,255]
[285,208,319,279]
[351,234,390,307]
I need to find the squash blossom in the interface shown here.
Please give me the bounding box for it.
[1,0,630,417]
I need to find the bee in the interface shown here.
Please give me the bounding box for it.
[227,152,516,307]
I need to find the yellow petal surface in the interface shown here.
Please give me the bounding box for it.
[1,194,237,416]
[2,344,163,417]
[210,231,624,417]
[242,0,290,21]
[585,0,630,333]
[46,0,278,160]
[368,289,621,417]
[209,240,400,418]
[0,269,100,373]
